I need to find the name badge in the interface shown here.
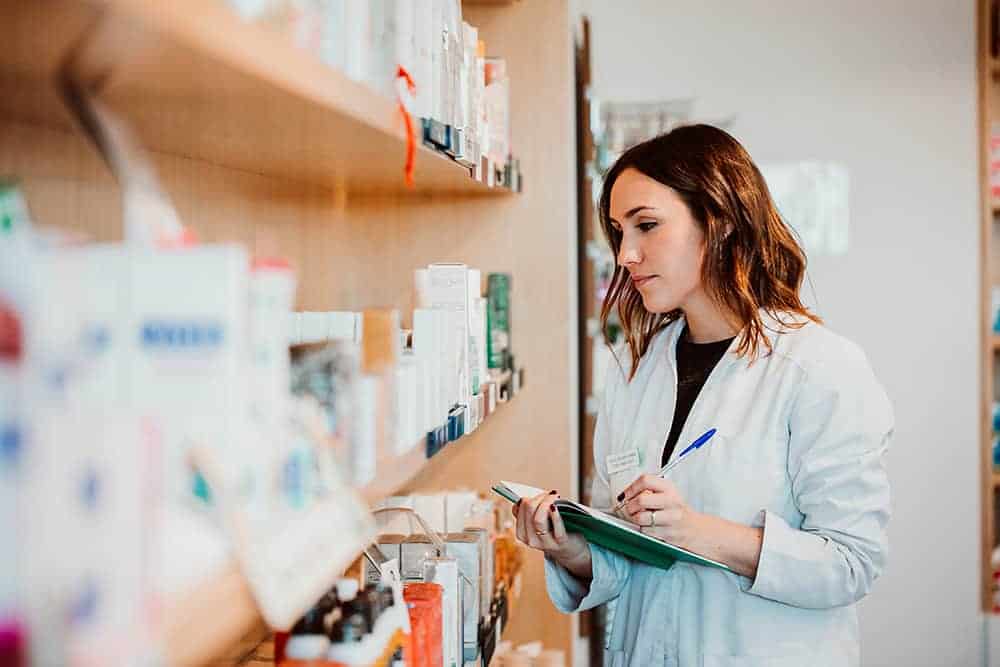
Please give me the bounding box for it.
[605,449,641,476]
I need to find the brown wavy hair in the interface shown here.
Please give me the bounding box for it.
[599,124,820,378]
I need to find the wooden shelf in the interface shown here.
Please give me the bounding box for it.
[164,395,515,666]
[992,472,1000,487]
[992,335,1000,350]
[991,58,1000,77]
[0,0,512,196]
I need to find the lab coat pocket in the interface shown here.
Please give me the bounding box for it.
[608,466,640,507]
[700,432,789,525]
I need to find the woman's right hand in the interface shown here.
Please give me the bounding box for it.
[512,491,592,579]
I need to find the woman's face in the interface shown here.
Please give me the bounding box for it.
[609,168,707,314]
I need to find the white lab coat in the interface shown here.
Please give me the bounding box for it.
[545,313,892,666]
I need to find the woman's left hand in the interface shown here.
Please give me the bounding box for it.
[618,474,703,546]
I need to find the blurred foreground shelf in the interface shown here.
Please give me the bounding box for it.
[0,0,512,196]
[163,397,515,666]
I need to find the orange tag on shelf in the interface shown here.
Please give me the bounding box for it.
[396,66,417,189]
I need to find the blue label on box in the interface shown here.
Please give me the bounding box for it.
[140,320,224,349]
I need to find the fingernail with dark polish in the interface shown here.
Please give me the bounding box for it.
[617,492,625,501]
[549,490,557,495]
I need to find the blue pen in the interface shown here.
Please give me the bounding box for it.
[612,428,717,513]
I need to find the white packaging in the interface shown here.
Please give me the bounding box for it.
[427,264,470,408]
[457,22,475,136]
[444,491,477,534]
[249,259,296,427]
[466,270,481,396]
[344,0,371,83]
[413,493,448,535]
[329,311,361,342]
[475,39,488,165]
[429,0,446,124]
[292,311,360,345]
[442,0,463,128]
[414,268,433,308]
[20,245,158,665]
[423,557,463,667]
[468,397,479,432]
[473,297,488,395]
[355,375,379,485]
[412,0,435,120]
[432,309,450,420]
[126,246,249,518]
[395,356,419,453]
[484,59,510,167]
[466,527,493,620]
[411,353,432,437]
[445,533,481,661]
[412,308,446,428]
[457,22,480,167]
[319,0,348,71]
[367,0,416,100]
[297,311,326,344]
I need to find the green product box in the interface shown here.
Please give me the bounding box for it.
[486,273,510,370]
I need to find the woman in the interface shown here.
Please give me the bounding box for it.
[513,125,892,666]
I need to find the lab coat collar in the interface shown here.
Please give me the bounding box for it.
[664,308,804,375]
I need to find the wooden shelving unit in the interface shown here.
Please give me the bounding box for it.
[1,0,575,663]
[1,0,512,196]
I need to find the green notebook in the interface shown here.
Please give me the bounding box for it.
[492,480,731,573]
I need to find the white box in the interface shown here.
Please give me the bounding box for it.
[344,0,371,83]
[395,357,419,453]
[423,557,463,667]
[355,375,379,486]
[427,263,470,408]
[444,491,477,534]
[412,0,435,120]
[250,261,295,427]
[413,307,447,428]
[413,493,448,535]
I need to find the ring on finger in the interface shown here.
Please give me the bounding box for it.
[648,510,656,527]
[535,529,549,536]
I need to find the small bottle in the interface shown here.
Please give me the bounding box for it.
[285,606,330,660]
[357,586,383,632]
[327,607,368,664]
[329,612,367,644]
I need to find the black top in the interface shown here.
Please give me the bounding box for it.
[661,329,735,467]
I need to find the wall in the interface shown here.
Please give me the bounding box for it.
[571,1,981,665]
